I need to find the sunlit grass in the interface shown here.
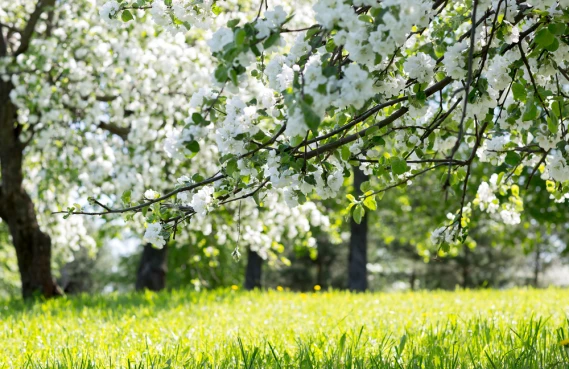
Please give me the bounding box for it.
[1,288,568,368]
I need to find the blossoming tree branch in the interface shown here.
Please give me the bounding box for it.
[82,0,569,252]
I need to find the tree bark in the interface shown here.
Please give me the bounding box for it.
[409,268,416,291]
[348,166,368,291]
[462,246,471,288]
[533,244,541,288]
[244,248,262,290]
[135,243,168,291]
[0,80,61,299]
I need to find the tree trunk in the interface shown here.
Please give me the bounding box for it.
[348,166,368,291]
[135,243,168,291]
[462,246,471,288]
[533,244,541,288]
[244,248,262,290]
[0,80,62,299]
[409,268,416,291]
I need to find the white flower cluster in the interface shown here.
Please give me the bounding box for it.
[215,97,260,155]
[475,174,521,225]
[255,6,288,38]
[477,134,510,164]
[476,180,499,213]
[189,185,215,217]
[265,150,346,206]
[546,151,569,183]
[430,225,457,245]
[99,1,120,22]
[207,27,234,53]
[403,53,436,84]
[100,0,215,32]
[443,41,467,80]
[144,223,166,248]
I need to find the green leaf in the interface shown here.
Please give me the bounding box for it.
[346,194,356,202]
[353,205,365,224]
[341,146,351,161]
[121,9,134,22]
[185,140,200,153]
[360,181,372,193]
[229,68,238,86]
[227,19,240,28]
[505,151,521,166]
[547,116,559,135]
[263,33,280,49]
[512,83,527,101]
[300,102,321,132]
[522,102,537,121]
[192,112,204,124]
[358,14,374,23]
[235,29,246,46]
[363,196,377,211]
[306,27,320,39]
[548,23,567,35]
[391,157,409,175]
[214,65,228,81]
[534,28,554,47]
[544,37,559,52]
[211,4,222,15]
[121,190,132,205]
[226,159,238,176]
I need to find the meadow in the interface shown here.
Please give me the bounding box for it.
[1,288,568,368]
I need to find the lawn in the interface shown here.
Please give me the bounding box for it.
[1,288,568,368]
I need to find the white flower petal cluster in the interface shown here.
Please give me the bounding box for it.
[403,52,435,84]
[546,151,569,183]
[207,28,234,53]
[430,225,457,245]
[189,185,215,217]
[99,1,120,22]
[144,223,166,248]
[255,6,288,38]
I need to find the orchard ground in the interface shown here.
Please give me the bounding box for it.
[1,289,569,368]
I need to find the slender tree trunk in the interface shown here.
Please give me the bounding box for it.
[348,166,368,291]
[316,240,327,288]
[0,80,61,299]
[409,268,416,291]
[244,248,262,290]
[462,246,471,288]
[533,244,541,288]
[135,243,168,291]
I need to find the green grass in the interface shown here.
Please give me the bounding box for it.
[1,288,569,368]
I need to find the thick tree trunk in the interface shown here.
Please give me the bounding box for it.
[244,248,262,290]
[135,243,168,291]
[348,166,368,291]
[0,80,61,299]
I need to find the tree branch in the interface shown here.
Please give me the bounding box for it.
[0,24,7,57]
[53,174,226,216]
[98,121,130,141]
[301,77,453,160]
[15,0,55,56]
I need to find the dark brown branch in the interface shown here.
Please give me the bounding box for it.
[95,95,119,102]
[302,77,453,160]
[98,121,130,140]
[15,0,55,56]
[53,174,226,216]
[0,24,7,57]
[518,43,550,117]
[363,164,448,199]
